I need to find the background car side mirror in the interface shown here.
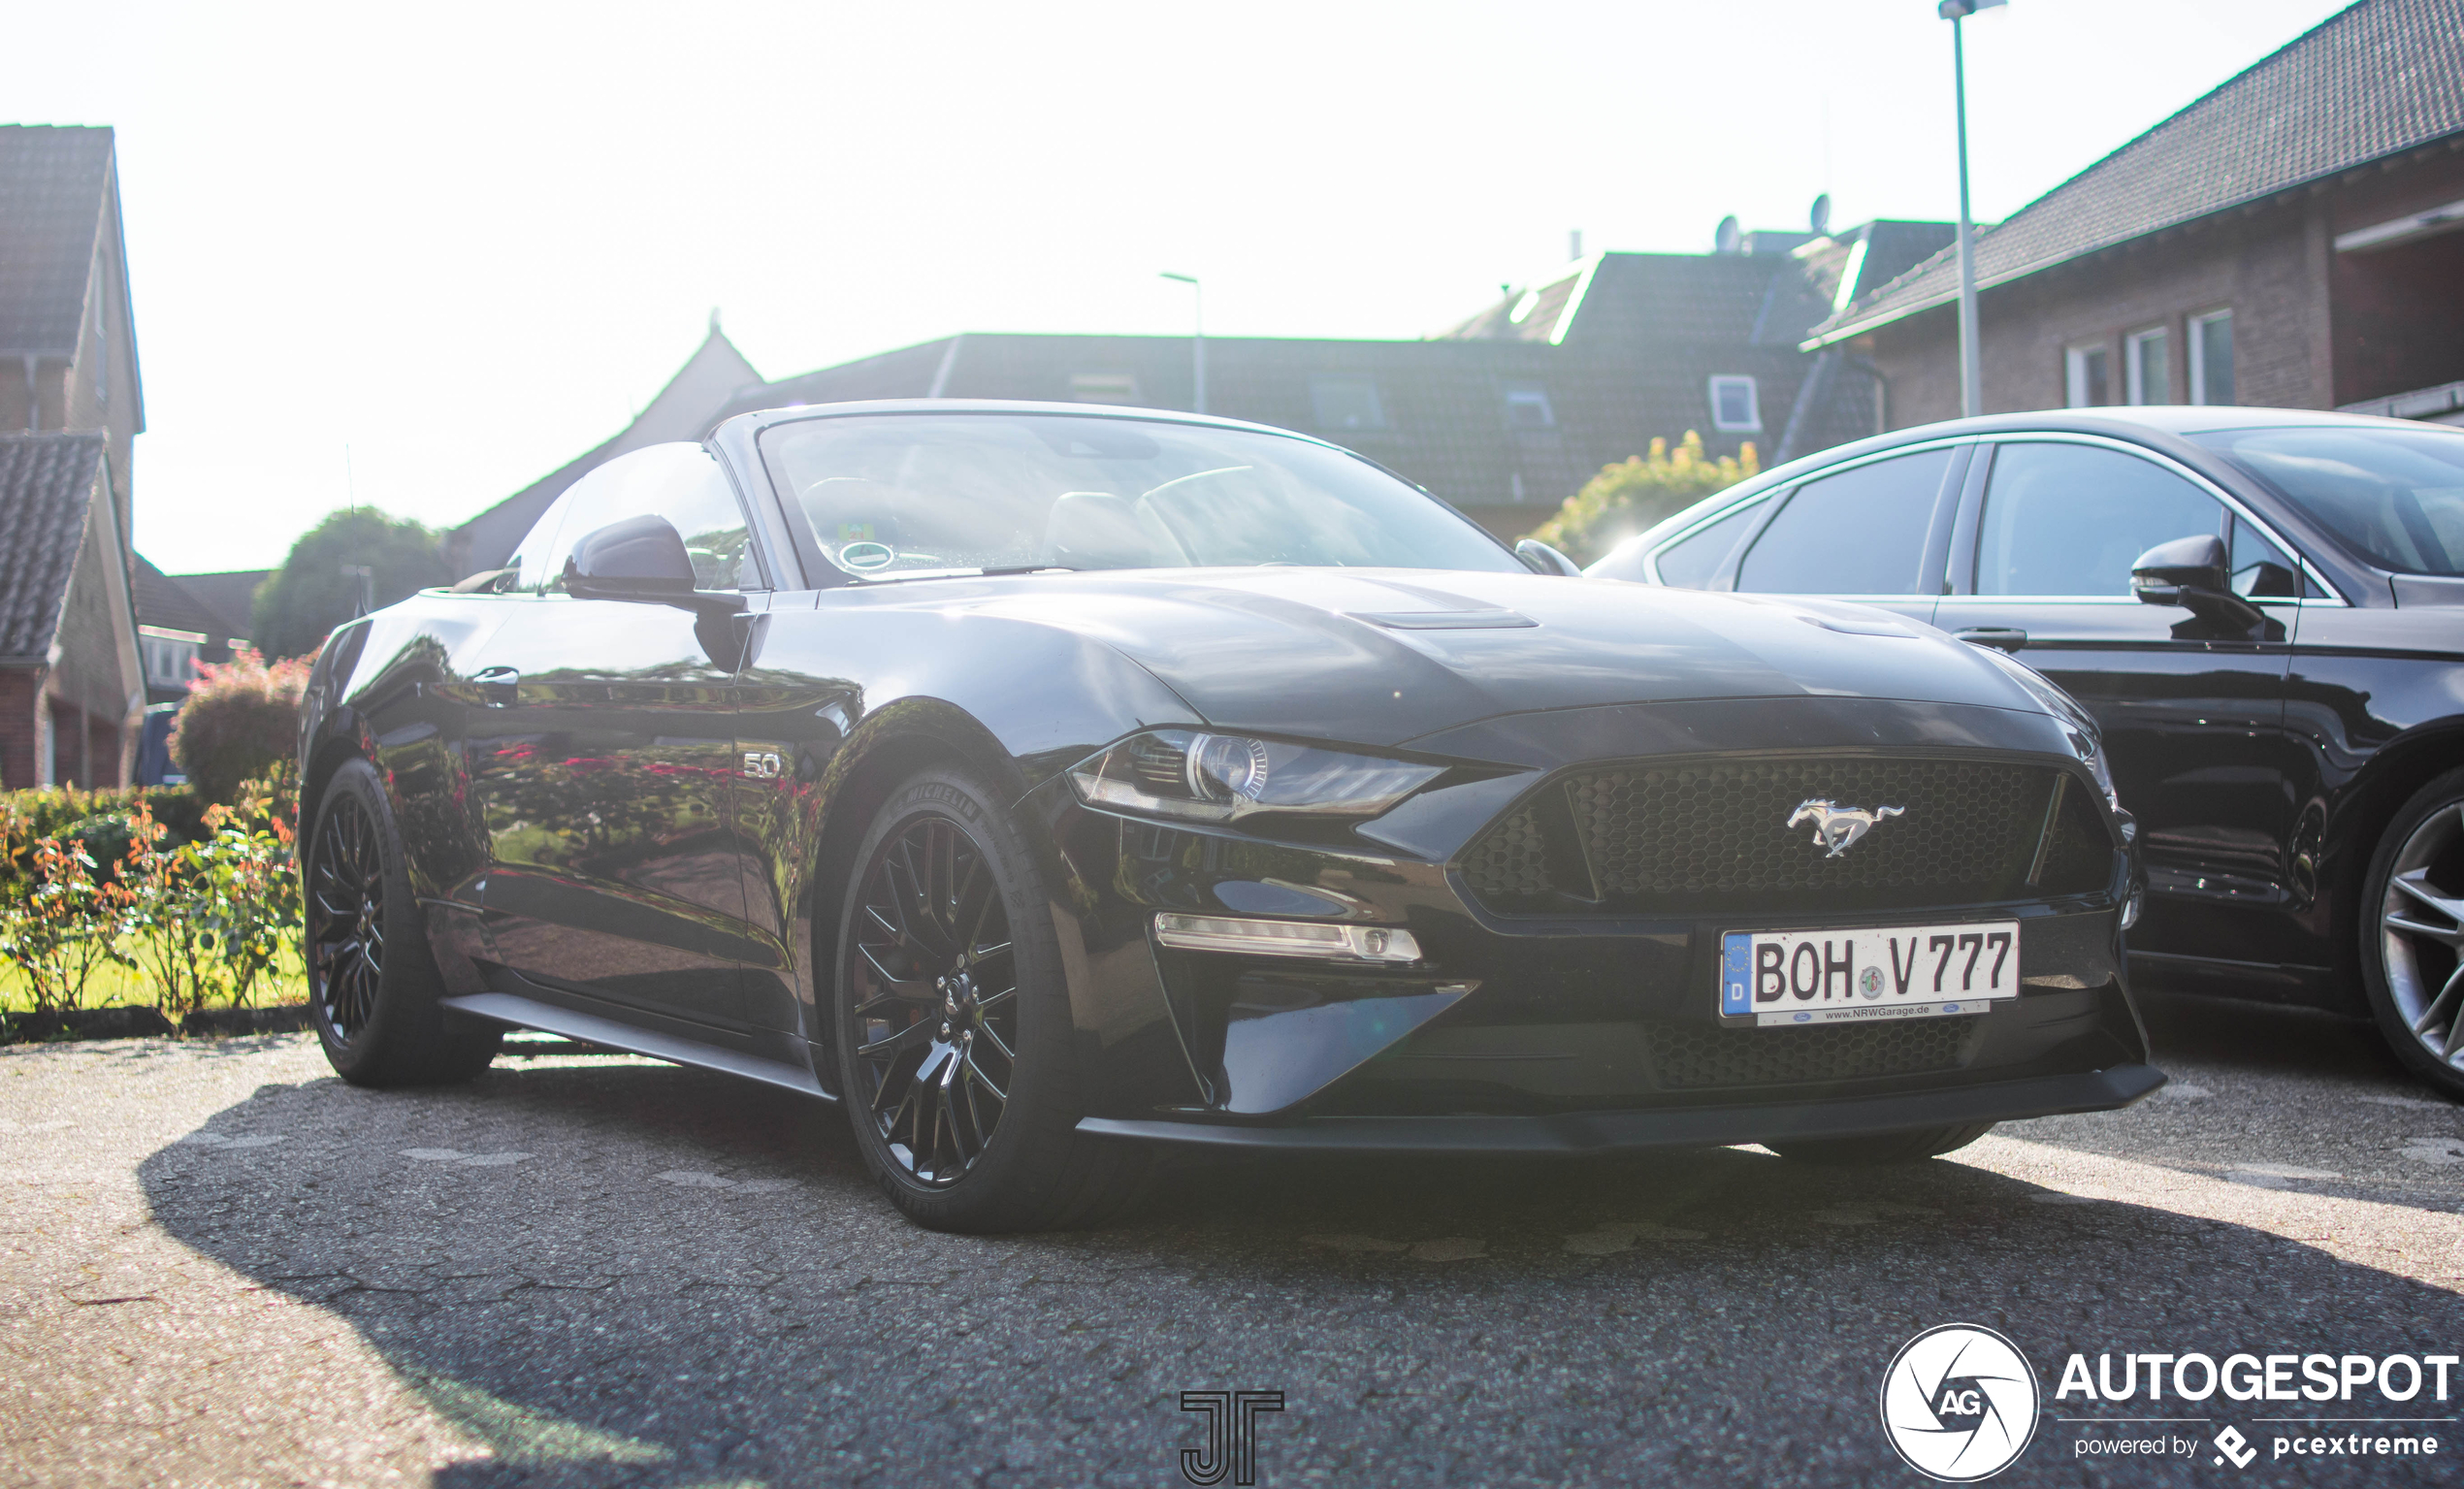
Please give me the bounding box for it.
[2130,534,2262,631]
[1515,538,1582,576]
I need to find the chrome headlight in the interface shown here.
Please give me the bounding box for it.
[1972,646,2121,812]
[1067,729,1443,825]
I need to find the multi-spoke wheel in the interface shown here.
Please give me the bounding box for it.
[308,790,386,1041]
[2365,771,2464,1101]
[306,760,501,1087]
[846,814,1020,1185]
[832,765,1152,1231]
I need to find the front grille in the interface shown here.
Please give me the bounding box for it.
[1459,754,2114,916]
[1647,1018,1977,1090]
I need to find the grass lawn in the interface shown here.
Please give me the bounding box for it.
[0,948,308,1015]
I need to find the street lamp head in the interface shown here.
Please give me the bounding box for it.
[1159,272,1197,285]
[1938,0,2005,16]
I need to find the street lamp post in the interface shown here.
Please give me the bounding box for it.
[1160,272,1204,414]
[1939,0,2003,419]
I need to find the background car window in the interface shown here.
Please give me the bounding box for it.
[1975,443,2221,597]
[2191,426,2464,577]
[2227,513,2310,598]
[1734,448,1953,595]
[1642,500,1763,588]
[520,443,760,593]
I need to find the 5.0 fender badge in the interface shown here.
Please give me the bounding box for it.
[1789,798,1905,858]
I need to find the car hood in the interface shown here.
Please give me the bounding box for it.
[917,568,2046,750]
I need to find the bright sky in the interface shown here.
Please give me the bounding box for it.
[10,0,2350,573]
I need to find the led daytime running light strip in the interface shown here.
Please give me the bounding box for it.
[1152,912,1423,963]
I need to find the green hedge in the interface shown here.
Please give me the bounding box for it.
[0,785,209,893]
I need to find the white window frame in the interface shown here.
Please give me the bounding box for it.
[2064,342,2112,408]
[1707,374,1761,433]
[2124,327,2168,405]
[2188,309,2233,405]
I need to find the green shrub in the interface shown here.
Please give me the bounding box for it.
[1525,432,1760,566]
[0,786,206,894]
[170,646,313,806]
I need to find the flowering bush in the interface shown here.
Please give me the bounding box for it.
[1524,432,1761,566]
[170,645,314,806]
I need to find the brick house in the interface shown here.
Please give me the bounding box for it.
[1806,0,2464,430]
[0,126,145,789]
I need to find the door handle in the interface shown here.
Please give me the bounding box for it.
[470,664,520,705]
[1954,628,2027,653]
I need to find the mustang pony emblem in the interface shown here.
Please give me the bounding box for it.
[1788,798,1906,858]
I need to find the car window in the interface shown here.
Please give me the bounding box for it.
[2190,425,2464,576]
[1734,448,1953,595]
[1975,443,2221,597]
[762,413,1519,580]
[2227,513,2311,599]
[1641,500,1763,588]
[516,443,760,593]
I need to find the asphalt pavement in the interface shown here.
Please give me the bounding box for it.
[4,997,2461,1488]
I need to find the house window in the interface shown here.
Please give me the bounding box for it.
[2065,343,2112,406]
[2189,310,2235,405]
[1068,372,1140,405]
[2125,328,2168,405]
[1503,385,1554,429]
[1707,375,1761,432]
[139,627,203,691]
[1310,377,1386,431]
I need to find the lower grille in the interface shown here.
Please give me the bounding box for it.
[1459,754,2114,917]
[1648,1018,1977,1090]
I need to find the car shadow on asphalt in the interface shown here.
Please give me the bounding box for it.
[137,1050,2464,1487]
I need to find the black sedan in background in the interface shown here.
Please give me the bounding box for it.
[1592,407,2464,1099]
[299,402,2156,1231]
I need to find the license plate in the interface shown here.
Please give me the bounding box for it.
[1719,921,2020,1026]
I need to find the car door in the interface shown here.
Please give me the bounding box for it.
[1931,437,2307,968]
[1705,441,1968,628]
[456,443,769,1032]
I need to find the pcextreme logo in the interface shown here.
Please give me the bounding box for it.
[1880,1324,2041,1481]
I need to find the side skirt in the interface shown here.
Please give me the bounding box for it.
[441,990,837,1103]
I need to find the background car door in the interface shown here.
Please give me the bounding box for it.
[458,444,769,1032]
[1931,437,2308,969]
[1715,442,1968,627]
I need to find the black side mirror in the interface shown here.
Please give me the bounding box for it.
[566,514,697,599]
[2130,534,2262,631]
[1515,538,1583,576]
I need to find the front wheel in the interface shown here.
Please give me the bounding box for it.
[832,765,1151,1232]
[1767,1121,1996,1165]
[2359,768,2464,1102]
[306,760,501,1086]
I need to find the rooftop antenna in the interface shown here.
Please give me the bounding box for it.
[1569,229,1583,261]
[1714,215,1744,254]
[1810,193,1833,238]
[708,307,723,334]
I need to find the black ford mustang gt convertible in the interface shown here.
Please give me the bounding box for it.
[297,401,2161,1231]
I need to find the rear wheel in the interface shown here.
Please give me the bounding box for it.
[306,760,501,1086]
[2359,769,2464,1102]
[1767,1120,1996,1165]
[833,765,1150,1232]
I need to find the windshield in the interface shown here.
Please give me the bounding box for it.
[760,413,1519,580]
[2192,425,2464,576]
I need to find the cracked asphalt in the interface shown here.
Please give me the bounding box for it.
[5,999,2463,1488]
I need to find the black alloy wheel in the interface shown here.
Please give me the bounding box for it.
[308,790,386,1042]
[2363,769,2464,1101]
[305,760,502,1087]
[846,814,1021,1185]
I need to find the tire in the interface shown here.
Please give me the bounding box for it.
[2358,767,2464,1102]
[1767,1120,1996,1166]
[831,764,1151,1232]
[305,759,502,1087]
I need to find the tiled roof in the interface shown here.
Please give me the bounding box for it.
[160,568,269,644]
[0,126,115,355]
[1811,0,2464,344]
[0,434,103,661]
[133,557,241,644]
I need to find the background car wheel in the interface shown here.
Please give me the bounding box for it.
[2359,768,2464,1102]
[306,760,502,1087]
[832,764,1151,1233]
[1767,1120,1996,1165]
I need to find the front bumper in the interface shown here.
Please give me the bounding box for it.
[1079,1062,2165,1154]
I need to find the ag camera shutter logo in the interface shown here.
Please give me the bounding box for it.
[1881,1323,2041,1480]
